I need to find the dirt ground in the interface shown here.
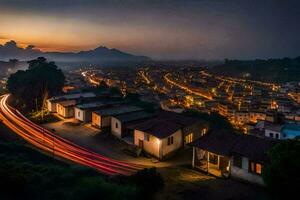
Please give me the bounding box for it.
[156,167,270,200]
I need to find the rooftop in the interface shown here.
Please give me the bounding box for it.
[57,100,77,107]
[113,111,155,123]
[93,105,143,116]
[128,111,205,139]
[191,131,277,162]
[76,102,105,109]
[190,130,240,156]
[128,118,182,139]
[48,92,96,102]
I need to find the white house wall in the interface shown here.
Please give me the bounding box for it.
[161,129,182,157]
[134,130,160,158]
[74,108,84,121]
[111,117,122,138]
[134,129,182,159]
[230,157,264,185]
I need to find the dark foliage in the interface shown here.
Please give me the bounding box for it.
[213,57,300,83]
[129,168,164,199]
[263,140,300,199]
[184,110,234,131]
[7,57,65,110]
[125,92,158,112]
[0,123,138,200]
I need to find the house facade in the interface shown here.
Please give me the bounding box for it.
[56,100,76,118]
[91,106,143,128]
[47,92,96,113]
[129,111,209,160]
[191,131,276,185]
[134,129,183,159]
[111,111,155,138]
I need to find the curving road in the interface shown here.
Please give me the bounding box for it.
[0,94,144,176]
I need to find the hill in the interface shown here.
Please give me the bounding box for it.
[0,40,150,64]
[211,57,300,83]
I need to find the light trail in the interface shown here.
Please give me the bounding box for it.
[0,94,145,176]
[164,73,213,100]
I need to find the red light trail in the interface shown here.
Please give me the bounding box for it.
[0,94,144,176]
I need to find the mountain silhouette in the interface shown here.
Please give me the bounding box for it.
[0,40,150,63]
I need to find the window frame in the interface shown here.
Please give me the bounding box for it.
[248,161,262,175]
[167,136,174,146]
[233,155,243,168]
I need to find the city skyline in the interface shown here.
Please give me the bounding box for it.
[1,0,300,60]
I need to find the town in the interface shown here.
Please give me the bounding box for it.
[0,1,299,200]
[43,64,299,186]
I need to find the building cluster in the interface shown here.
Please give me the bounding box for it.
[61,67,300,186]
[47,92,209,160]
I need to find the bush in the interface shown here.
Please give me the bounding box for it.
[129,168,164,199]
[263,140,300,199]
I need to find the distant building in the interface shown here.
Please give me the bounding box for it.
[280,124,300,139]
[264,123,282,139]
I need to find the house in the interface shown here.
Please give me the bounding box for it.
[191,131,239,177]
[230,135,276,185]
[264,123,282,139]
[111,111,155,139]
[47,92,96,112]
[132,118,183,160]
[74,102,106,122]
[191,131,276,185]
[128,111,209,160]
[91,105,143,129]
[56,100,77,118]
[280,123,300,139]
[157,111,209,146]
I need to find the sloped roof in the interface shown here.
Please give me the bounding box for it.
[93,105,143,116]
[128,111,206,139]
[191,130,277,162]
[128,118,182,139]
[231,134,276,162]
[190,130,240,156]
[113,111,155,123]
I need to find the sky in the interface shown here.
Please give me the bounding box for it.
[0,0,299,60]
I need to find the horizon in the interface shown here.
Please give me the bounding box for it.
[1,39,300,62]
[0,0,299,60]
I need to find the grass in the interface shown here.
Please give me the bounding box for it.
[28,110,61,124]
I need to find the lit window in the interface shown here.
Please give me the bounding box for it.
[185,133,193,143]
[256,163,262,175]
[249,161,262,175]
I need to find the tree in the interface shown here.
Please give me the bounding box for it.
[7,57,65,111]
[263,140,300,199]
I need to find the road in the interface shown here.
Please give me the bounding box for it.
[164,73,213,100]
[0,94,144,176]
